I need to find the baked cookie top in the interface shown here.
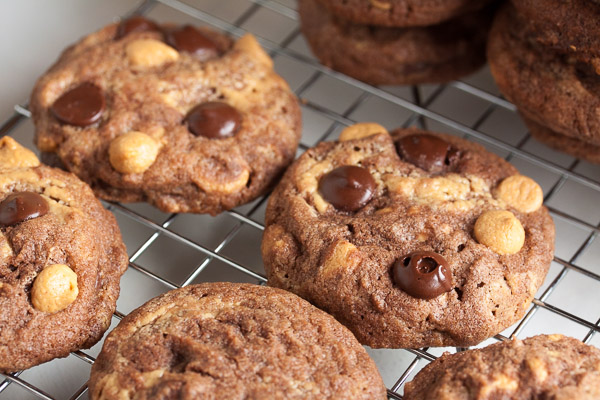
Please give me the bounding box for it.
[404,334,600,399]
[30,17,302,215]
[88,282,386,400]
[0,137,128,373]
[488,4,600,147]
[314,0,488,27]
[262,124,555,348]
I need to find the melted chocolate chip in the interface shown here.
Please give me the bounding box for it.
[116,16,160,39]
[50,83,105,127]
[396,134,460,173]
[165,25,218,60]
[0,192,49,227]
[318,166,376,212]
[185,102,242,139]
[392,251,452,299]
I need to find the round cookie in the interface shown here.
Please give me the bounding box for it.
[299,0,492,86]
[30,17,301,215]
[262,125,555,348]
[524,116,600,164]
[0,137,128,373]
[404,334,600,399]
[488,4,600,152]
[314,0,489,28]
[88,282,387,400]
[511,0,600,74]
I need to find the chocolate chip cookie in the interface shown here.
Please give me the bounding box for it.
[88,282,386,400]
[299,0,492,85]
[512,0,600,75]
[262,123,555,348]
[404,334,600,399]
[30,17,301,215]
[0,137,128,373]
[315,0,489,27]
[488,4,600,163]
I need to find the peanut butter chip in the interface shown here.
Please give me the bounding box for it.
[126,39,179,68]
[495,175,543,213]
[109,131,160,174]
[233,34,273,69]
[339,123,388,142]
[0,137,40,168]
[474,210,525,255]
[31,264,78,313]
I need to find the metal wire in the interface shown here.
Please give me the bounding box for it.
[1,0,599,398]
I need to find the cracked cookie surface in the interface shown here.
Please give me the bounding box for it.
[262,126,554,348]
[404,334,600,399]
[30,18,301,215]
[0,137,128,372]
[88,282,386,400]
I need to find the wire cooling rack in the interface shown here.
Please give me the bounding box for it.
[2,0,600,398]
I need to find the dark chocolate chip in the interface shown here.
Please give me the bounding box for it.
[392,251,452,299]
[396,134,460,173]
[318,166,376,212]
[185,102,242,139]
[0,192,49,227]
[116,16,160,39]
[165,25,218,60]
[50,83,105,127]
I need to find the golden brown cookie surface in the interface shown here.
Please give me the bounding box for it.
[0,138,128,373]
[30,18,301,215]
[89,282,386,400]
[262,126,555,348]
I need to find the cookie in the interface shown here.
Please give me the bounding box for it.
[299,0,492,86]
[262,124,555,348]
[314,0,488,28]
[0,137,128,373]
[404,334,600,399]
[488,4,600,161]
[511,0,600,74]
[524,116,600,165]
[30,17,301,215]
[88,282,386,400]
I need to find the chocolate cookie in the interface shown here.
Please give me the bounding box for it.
[512,0,600,74]
[299,0,492,86]
[262,123,555,348]
[404,334,600,399]
[524,117,600,164]
[488,4,600,162]
[88,282,386,400]
[30,17,301,215]
[315,0,488,27]
[0,137,128,373]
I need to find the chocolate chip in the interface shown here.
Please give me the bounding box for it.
[392,251,452,299]
[116,16,160,39]
[318,166,376,212]
[396,134,460,173]
[165,25,218,60]
[185,102,242,139]
[0,192,49,227]
[50,83,105,127]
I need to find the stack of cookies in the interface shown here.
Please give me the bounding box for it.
[299,0,496,85]
[488,1,600,163]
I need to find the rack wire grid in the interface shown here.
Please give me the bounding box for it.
[1,0,600,398]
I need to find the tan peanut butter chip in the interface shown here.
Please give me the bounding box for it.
[233,33,273,68]
[31,264,78,313]
[474,210,525,255]
[109,131,160,174]
[126,39,179,68]
[495,175,543,213]
[0,137,40,168]
[339,122,388,141]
